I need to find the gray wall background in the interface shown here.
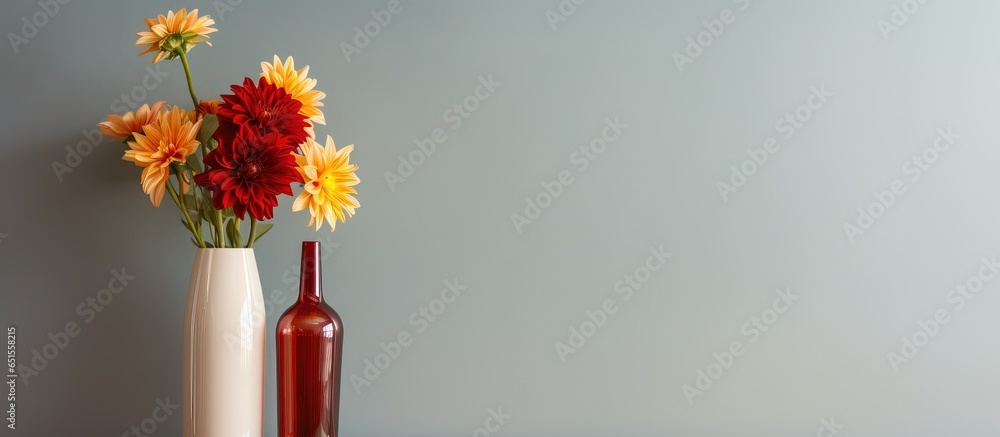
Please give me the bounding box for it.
[2,0,1000,435]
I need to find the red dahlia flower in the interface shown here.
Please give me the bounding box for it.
[216,77,310,146]
[194,127,303,221]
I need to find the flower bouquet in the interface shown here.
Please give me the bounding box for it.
[98,8,360,247]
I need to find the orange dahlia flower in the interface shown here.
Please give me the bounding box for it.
[136,8,217,64]
[197,99,221,116]
[124,107,203,207]
[98,101,167,139]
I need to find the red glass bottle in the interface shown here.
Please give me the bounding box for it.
[276,241,344,437]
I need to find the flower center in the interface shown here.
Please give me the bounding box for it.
[161,142,186,163]
[244,162,261,178]
[252,108,280,137]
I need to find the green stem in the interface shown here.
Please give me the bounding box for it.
[167,177,205,248]
[177,165,204,243]
[247,217,257,248]
[177,50,199,109]
[215,209,225,248]
[189,171,206,241]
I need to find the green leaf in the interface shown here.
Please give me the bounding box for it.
[254,223,274,240]
[197,114,219,149]
[186,154,203,173]
[220,207,235,218]
[180,194,199,212]
[234,222,243,247]
[225,218,243,248]
[201,194,219,220]
[180,219,194,233]
[225,218,235,247]
[200,192,213,211]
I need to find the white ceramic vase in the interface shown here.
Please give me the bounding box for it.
[182,248,265,437]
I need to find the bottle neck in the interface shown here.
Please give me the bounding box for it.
[298,241,324,304]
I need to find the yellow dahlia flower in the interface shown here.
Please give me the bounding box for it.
[98,101,167,139]
[136,8,217,64]
[124,107,203,207]
[261,56,326,130]
[292,136,359,231]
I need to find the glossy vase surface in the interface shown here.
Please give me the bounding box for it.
[276,241,344,437]
[182,248,265,437]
